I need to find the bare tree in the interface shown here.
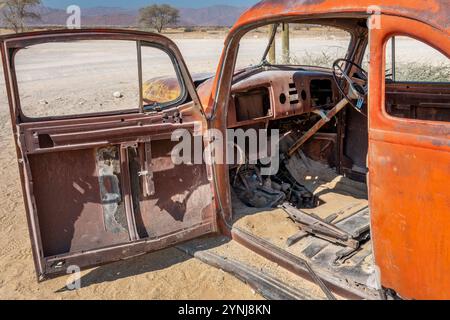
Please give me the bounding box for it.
[1,0,41,33]
[139,4,179,33]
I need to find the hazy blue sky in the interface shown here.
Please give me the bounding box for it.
[42,0,260,9]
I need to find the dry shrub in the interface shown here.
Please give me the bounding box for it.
[290,51,450,82]
[396,62,450,82]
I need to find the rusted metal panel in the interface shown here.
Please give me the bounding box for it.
[139,141,156,197]
[235,0,449,33]
[368,15,450,299]
[29,149,131,257]
[97,147,129,235]
[132,139,215,239]
[231,227,376,300]
[120,145,140,242]
[25,123,216,277]
[369,141,450,299]
[197,1,450,300]
[386,82,450,122]
[44,223,215,276]
[0,29,216,279]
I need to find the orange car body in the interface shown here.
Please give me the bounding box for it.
[199,0,450,300]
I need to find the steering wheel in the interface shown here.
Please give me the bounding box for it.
[332,58,368,115]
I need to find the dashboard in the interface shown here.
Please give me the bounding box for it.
[228,69,340,128]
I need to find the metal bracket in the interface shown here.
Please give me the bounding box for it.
[282,203,360,249]
[121,141,138,149]
[312,109,331,122]
[140,141,155,197]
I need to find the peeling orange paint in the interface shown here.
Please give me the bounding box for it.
[234,0,447,32]
[205,0,450,300]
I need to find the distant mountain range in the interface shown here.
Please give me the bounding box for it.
[21,5,248,27]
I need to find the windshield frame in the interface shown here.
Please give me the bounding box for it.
[237,21,356,72]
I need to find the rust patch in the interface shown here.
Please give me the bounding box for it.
[96,147,128,234]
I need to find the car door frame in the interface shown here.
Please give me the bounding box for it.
[368,15,450,299]
[1,29,218,280]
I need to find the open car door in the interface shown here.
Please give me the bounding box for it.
[0,30,217,280]
[369,16,450,299]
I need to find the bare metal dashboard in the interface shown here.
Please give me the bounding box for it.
[228,69,340,128]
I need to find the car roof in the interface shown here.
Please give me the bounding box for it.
[233,0,449,33]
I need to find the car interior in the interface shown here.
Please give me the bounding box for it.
[213,18,450,298]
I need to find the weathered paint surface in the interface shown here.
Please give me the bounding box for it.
[235,0,449,33]
[368,15,450,300]
[201,0,450,300]
[0,29,217,279]
[97,146,128,234]
[204,0,450,117]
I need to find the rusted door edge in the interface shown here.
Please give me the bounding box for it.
[231,227,380,300]
[41,222,215,279]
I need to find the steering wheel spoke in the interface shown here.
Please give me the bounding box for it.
[332,58,369,116]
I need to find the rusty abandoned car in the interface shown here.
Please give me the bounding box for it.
[1,0,449,300]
